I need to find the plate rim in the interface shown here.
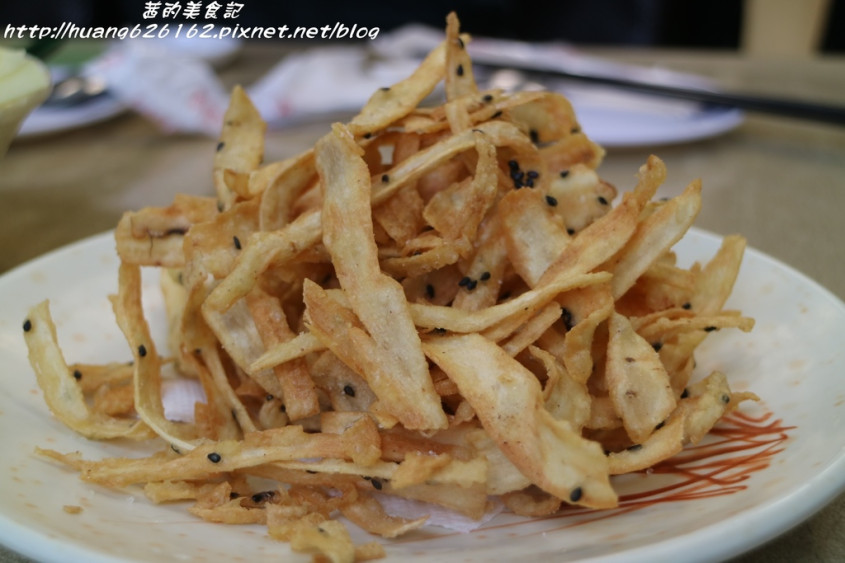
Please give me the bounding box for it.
[1,227,844,563]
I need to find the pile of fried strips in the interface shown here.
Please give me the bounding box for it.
[23,13,757,563]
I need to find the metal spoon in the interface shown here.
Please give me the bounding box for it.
[42,73,109,108]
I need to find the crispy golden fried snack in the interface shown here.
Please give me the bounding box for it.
[315,124,447,432]
[23,11,757,561]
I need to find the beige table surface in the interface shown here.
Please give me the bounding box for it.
[1,44,843,562]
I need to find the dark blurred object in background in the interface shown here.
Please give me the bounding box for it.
[822,0,845,51]
[1,0,843,52]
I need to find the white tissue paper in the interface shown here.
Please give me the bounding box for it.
[84,29,425,136]
[87,45,230,135]
[249,47,421,127]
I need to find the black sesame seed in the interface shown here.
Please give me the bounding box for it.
[479,271,491,281]
[371,478,383,490]
[266,394,274,401]
[511,170,524,182]
[567,228,575,235]
[456,64,464,77]
[251,491,275,503]
[138,344,147,358]
[363,132,372,139]
[425,284,435,299]
[73,370,82,381]
[525,177,535,188]
[207,452,222,463]
[529,129,539,143]
[233,235,241,250]
[560,170,570,178]
[597,196,609,206]
[652,342,663,352]
[704,326,718,332]
[721,394,731,404]
[682,302,692,310]
[229,492,240,499]
[569,487,583,503]
[343,384,356,397]
[527,170,539,179]
[561,308,575,331]
[680,388,689,399]
[508,160,520,170]
[483,94,494,103]
[380,86,390,91]
[466,279,478,291]
[458,276,472,287]
[655,420,666,430]
[23,319,32,332]
[216,141,225,152]
[381,174,390,183]
[546,195,558,207]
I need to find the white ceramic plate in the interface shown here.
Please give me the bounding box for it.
[1,229,844,562]
[562,86,744,148]
[480,65,744,149]
[467,35,746,148]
